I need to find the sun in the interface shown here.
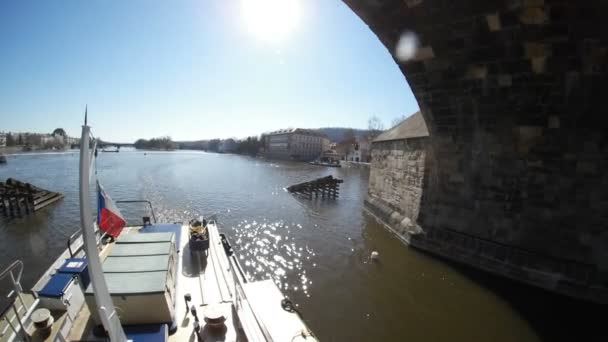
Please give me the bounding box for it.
[241,0,301,42]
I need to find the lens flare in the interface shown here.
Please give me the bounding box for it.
[241,0,301,42]
[395,31,420,62]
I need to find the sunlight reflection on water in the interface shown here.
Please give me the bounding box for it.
[231,217,315,297]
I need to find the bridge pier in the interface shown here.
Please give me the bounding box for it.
[352,0,608,302]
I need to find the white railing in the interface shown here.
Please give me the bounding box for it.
[222,237,274,342]
[1,261,26,313]
[0,260,33,341]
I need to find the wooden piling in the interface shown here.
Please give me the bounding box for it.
[287,175,344,200]
[0,178,64,218]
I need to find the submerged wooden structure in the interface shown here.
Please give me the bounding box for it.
[0,178,64,218]
[287,175,343,199]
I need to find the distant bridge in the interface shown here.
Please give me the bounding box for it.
[98,142,134,148]
[70,142,135,149]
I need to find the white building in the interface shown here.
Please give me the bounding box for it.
[345,138,371,163]
[264,128,329,161]
[0,133,6,148]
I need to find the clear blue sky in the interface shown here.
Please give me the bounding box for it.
[0,0,419,142]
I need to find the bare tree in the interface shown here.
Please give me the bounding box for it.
[6,133,15,146]
[341,128,356,144]
[335,129,357,160]
[391,114,407,128]
[367,115,384,139]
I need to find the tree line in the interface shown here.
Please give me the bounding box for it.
[4,133,23,146]
[3,132,70,150]
[130,113,409,157]
[178,136,264,156]
[234,136,263,155]
[134,136,176,150]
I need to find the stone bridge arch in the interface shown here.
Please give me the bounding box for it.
[350,0,608,303]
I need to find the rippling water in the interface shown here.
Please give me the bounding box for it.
[0,151,604,341]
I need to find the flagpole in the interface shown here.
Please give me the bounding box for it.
[79,110,127,341]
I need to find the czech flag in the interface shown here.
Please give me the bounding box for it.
[97,182,126,238]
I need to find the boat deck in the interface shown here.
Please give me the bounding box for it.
[67,223,251,341]
[169,223,242,342]
[3,221,316,342]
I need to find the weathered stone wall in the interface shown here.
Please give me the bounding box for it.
[366,133,608,303]
[353,0,608,303]
[367,138,427,233]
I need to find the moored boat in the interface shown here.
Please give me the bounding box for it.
[308,160,341,168]
[0,154,6,164]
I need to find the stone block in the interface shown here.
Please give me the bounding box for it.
[413,46,435,61]
[424,58,451,72]
[524,42,550,58]
[404,0,423,8]
[486,14,501,31]
[401,216,413,228]
[466,65,488,79]
[390,211,403,224]
[516,126,543,153]
[449,173,465,183]
[504,60,532,73]
[498,74,512,87]
[531,57,546,74]
[576,161,598,175]
[548,116,560,129]
[520,7,548,25]
[523,0,543,7]
[506,0,522,10]
[500,11,520,28]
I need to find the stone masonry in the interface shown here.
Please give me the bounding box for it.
[366,112,430,237]
[366,138,428,236]
[353,0,608,303]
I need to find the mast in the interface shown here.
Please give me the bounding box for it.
[79,109,127,341]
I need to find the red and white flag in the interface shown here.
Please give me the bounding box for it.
[97,182,126,238]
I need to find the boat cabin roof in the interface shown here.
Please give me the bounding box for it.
[103,254,171,273]
[116,232,174,243]
[85,271,169,295]
[110,242,172,256]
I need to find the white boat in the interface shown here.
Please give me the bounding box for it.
[308,160,341,168]
[0,115,317,342]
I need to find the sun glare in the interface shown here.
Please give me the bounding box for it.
[241,0,301,42]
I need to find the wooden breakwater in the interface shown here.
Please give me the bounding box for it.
[286,175,344,199]
[0,178,64,218]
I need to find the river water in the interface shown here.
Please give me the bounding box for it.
[0,151,604,341]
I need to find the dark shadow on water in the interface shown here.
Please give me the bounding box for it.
[414,248,608,342]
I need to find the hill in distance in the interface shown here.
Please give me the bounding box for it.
[315,127,370,142]
[172,127,372,146]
